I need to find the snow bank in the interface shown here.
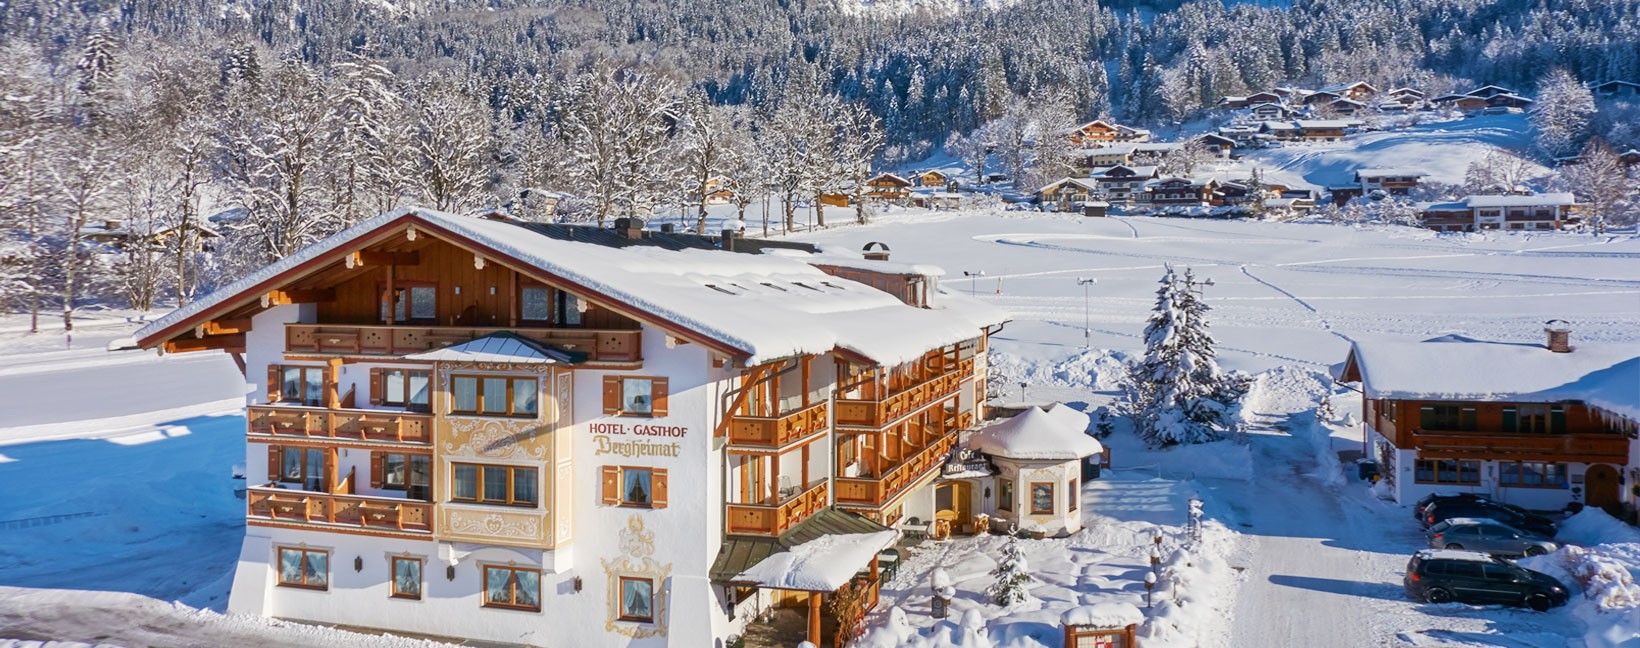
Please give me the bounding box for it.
[1557,508,1640,547]
[986,349,1130,394]
[1521,544,1640,647]
[1061,602,1143,627]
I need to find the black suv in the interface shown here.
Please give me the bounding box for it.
[1405,550,1569,611]
[1414,493,1491,521]
[1422,499,1557,538]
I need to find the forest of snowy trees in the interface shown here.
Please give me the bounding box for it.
[2,0,1640,324]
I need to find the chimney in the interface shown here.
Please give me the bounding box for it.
[613,217,645,239]
[1544,319,1572,353]
[862,241,891,261]
[721,229,737,252]
[659,223,675,234]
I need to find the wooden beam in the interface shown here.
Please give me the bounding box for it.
[263,288,335,306]
[715,365,772,439]
[357,250,420,266]
[199,318,253,336]
[163,334,246,354]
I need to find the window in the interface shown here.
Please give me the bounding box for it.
[376,453,431,500]
[603,376,668,418]
[373,369,430,412]
[391,557,422,600]
[279,446,329,492]
[450,376,538,417]
[275,365,327,406]
[1414,458,1481,484]
[520,285,583,327]
[1500,461,1569,488]
[1067,478,1078,513]
[451,463,539,507]
[602,466,668,509]
[277,547,329,590]
[1030,482,1055,515]
[383,283,437,324]
[483,565,541,611]
[998,479,1013,512]
[1419,405,1477,431]
[618,576,655,622]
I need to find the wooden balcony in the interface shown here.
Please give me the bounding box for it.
[728,402,829,449]
[726,479,829,537]
[1412,431,1631,464]
[835,358,974,428]
[248,405,432,446]
[247,487,433,533]
[834,428,960,508]
[285,323,642,363]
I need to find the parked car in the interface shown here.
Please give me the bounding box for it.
[1404,549,1569,611]
[1414,492,1494,521]
[1422,499,1557,538]
[1427,518,1558,557]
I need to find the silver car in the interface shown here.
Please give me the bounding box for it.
[1428,517,1558,558]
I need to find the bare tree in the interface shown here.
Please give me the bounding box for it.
[945,125,992,185]
[1558,138,1633,232]
[678,92,742,233]
[562,65,681,226]
[834,103,886,225]
[408,79,495,213]
[48,130,123,331]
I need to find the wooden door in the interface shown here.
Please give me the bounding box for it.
[935,482,972,534]
[1586,464,1620,514]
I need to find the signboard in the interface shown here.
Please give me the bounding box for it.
[590,422,687,459]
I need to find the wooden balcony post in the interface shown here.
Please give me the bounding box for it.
[801,444,810,486]
[808,592,822,644]
[770,457,781,504]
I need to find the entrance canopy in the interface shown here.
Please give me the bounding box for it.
[403,331,578,364]
[712,508,895,592]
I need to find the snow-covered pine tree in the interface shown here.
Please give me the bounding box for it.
[987,533,1033,607]
[1123,267,1245,446]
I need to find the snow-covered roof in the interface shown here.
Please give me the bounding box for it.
[1088,165,1158,179]
[1417,549,1500,563]
[1342,334,1640,420]
[803,247,947,277]
[1320,81,1375,94]
[135,208,1006,367]
[403,332,573,364]
[1355,168,1427,179]
[1038,177,1101,194]
[1463,193,1576,208]
[1294,119,1359,129]
[968,405,1102,461]
[1061,602,1144,628]
[733,530,897,591]
[868,173,912,186]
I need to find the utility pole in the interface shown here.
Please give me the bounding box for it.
[1077,278,1098,348]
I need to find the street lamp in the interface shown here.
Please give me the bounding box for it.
[1076,278,1098,348]
[963,270,986,296]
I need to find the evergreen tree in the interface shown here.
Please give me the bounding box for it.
[1123,267,1246,447]
[987,533,1033,607]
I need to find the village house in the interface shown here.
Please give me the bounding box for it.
[1323,97,1367,117]
[1417,193,1579,232]
[1335,326,1639,520]
[1484,93,1534,111]
[1248,102,1295,120]
[1386,87,1426,103]
[1319,81,1379,101]
[864,173,914,200]
[910,190,963,210]
[1216,126,1264,148]
[1195,133,1237,158]
[80,218,222,252]
[130,208,1005,648]
[1212,181,1255,207]
[1085,165,1160,204]
[1127,143,1181,166]
[1072,146,1136,170]
[1036,178,1102,213]
[1589,80,1640,101]
[1136,177,1218,207]
[1302,90,1342,106]
[915,170,951,188]
[702,176,736,205]
[1261,120,1357,142]
[1354,169,1426,196]
[1066,119,1153,146]
[1217,95,1250,110]
[1431,94,1491,113]
[1465,85,1519,99]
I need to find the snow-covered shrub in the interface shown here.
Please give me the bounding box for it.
[987,535,1033,607]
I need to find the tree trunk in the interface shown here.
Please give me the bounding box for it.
[814,191,825,228]
[696,173,710,234]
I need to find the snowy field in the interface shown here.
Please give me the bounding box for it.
[1,211,1638,646]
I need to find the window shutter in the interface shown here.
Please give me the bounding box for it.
[652,469,668,509]
[267,445,280,480]
[601,466,621,505]
[651,378,669,418]
[602,376,622,415]
[370,452,384,489]
[267,365,281,402]
[369,369,384,405]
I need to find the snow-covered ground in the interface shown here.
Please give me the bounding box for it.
[1,211,1637,646]
[1230,113,1548,190]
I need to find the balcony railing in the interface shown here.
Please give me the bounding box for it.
[728,402,829,449]
[285,324,642,363]
[1412,431,1630,463]
[835,428,960,508]
[835,358,974,428]
[247,487,433,533]
[248,405,432,445]
[726,479,829,537]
